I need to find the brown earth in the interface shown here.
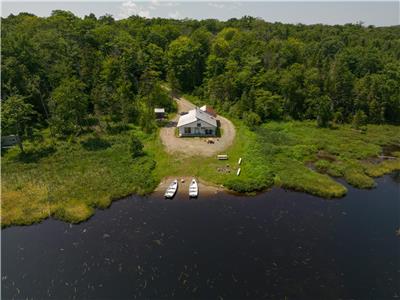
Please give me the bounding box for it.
[153,176,224,198]
[159,95,236,157]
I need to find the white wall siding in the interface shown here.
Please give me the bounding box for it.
[178,120,216,136]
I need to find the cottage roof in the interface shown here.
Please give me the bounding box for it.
[154,108,165,113]
[177,108,217,128]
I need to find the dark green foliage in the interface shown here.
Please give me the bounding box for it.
[130,133,144,158]
[1,94,36,152]
[254,90,285,121]
[1,95,35,137]
[243,111,261,130]
[352,110,367,129]
[316,95,333,128]
[81,137,111,151]
[49,77,88,135]
[17,142,56,163]
[1,12,399,144]
[167,36,203,92]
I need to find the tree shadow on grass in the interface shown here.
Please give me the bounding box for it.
[81,137,111,151]
[18,145,56,163]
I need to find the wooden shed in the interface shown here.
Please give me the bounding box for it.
[154,108,165,119]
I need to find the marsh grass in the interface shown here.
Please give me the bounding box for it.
[2,120,399,226]
[2,129,158,227]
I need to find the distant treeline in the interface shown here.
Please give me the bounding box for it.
[2,12,400,138]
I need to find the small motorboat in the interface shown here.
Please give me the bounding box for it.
[164,179,178,199]
[189,178,198,198]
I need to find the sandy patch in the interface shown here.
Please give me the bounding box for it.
[153,176,224,198]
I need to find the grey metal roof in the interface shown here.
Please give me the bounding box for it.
[177,108,217,127]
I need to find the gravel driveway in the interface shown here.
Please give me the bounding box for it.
[160,96,236,157]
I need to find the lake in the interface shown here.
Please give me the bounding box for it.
[2,173,400,299]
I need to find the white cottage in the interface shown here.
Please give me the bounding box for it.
[177,108,217,137]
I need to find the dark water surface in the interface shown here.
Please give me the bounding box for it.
[2,174,400,299]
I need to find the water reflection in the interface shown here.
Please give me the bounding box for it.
[2,175,400,299]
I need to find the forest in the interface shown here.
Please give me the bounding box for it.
[2,12,400,226]
[2,11,400,139]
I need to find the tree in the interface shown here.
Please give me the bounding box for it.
[280,63,306,119]
[167,36,202,92]
[368,99,384,124]
[49,77,88,135]
[1,95,35,152]
[254,89,284,121]
[329,57,354,118]
[243,111,261,130]
[352,110,367,130]
[316,96,333,128]
[129,133,144,158]
[138,105,156,133]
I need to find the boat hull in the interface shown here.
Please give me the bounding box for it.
[189,179,198,198]
[164,180,178,199]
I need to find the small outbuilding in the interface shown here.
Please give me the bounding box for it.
[200,105,217,118]
[177,108,217,137]
[1,135,20,148]
[154,108,165,119]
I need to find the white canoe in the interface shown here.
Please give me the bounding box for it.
[164,179,178,198]
[189,179,198,198]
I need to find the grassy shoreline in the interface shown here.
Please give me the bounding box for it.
[2,120,400,227]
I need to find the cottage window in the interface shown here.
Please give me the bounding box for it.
[197,123,201,127]
[184,127,191,134]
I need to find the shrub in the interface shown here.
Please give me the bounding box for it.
[81,136,111,151]
[243,112,262,130]
[315,159,330,172]
[352,110,367,130]
[130,133,144,158]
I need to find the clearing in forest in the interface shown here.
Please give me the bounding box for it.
[159,95,236,157]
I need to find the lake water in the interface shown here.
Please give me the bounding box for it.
[2,174,400,299]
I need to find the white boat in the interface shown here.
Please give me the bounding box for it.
[189,178,198,198]
[164,180,178,199]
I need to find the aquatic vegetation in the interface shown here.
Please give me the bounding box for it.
[363,159,400,177]
[212,120,399,195]
[2,120,399,226]
[52,199,94,224]
[343,169,376,189]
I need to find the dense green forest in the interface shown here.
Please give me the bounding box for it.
[2,12,400,226]
[2,11,400,140]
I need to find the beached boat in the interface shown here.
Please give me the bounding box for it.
[164,180,178,199]
[189,178,198,198]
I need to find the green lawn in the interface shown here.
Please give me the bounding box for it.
[2,120,400,227]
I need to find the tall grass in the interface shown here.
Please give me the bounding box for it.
[2,120,399,227]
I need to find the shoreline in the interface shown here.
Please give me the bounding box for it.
[153,176,226,197]
[3,171,399,229]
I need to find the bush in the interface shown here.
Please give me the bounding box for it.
[243,111,262,130]
[130,133,144,158]
[224,176,273,193]
[315,159,330,172]
[81,136,111,151]
[352,110,367,130]
[106,122,130,134]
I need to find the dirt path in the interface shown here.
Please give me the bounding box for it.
[160,95,236,157]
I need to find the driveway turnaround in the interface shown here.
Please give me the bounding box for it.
[160,96,236,157]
